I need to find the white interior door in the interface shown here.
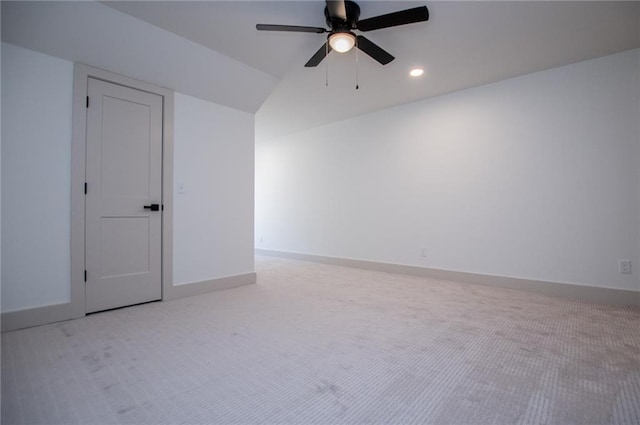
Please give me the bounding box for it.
[85,77,163,313]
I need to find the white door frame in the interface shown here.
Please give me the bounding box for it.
[71,63,174,318]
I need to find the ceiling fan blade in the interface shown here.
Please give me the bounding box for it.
[305,42,332,67]
[357,6,429,32]
[256,24,327,33]
[326,0,347,21]
[356,35,394,65]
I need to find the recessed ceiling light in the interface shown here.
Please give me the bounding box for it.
[410,68,424,77]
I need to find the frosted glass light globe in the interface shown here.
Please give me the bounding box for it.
[329,32,356,53]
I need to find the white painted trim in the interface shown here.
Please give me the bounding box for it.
[71,63,174,319]
[1,272,256,332]
[161,93,175,306]
[256,249,640,308]
[164,273,257,301]
[1,303,72,332]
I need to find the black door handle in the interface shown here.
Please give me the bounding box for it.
[143,204,160,211]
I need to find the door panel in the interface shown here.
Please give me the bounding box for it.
[85,78,163,313]
[100,217,150,278]
[100,96,152,199]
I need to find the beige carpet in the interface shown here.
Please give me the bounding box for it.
[2,255,640,424]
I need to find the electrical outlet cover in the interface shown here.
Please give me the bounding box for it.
[619,260,631,274]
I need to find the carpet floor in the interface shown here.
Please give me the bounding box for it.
[2,255,640,424]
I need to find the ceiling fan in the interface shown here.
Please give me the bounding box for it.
[256,0,429,67]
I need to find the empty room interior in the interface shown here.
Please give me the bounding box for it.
[1,1,640,424]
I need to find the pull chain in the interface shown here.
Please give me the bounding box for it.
[355,39,359,90]
[325,41,329,87]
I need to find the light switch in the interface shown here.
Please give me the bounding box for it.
[177,182,186,194]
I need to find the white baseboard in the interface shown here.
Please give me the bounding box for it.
[255,249,640,308]
[164,272,257,301]
[2,302,73,332]
[2,273,257,332]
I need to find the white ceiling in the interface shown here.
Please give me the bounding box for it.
[105,1,640,141]
[2,1,279,113]
[5,1,639,141]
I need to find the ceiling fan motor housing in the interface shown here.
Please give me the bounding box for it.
[325,0,360,30]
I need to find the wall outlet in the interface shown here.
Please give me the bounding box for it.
[420,247,428,258]
[619,259,631,274]
[258,236,263,244]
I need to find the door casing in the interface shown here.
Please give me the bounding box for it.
[71,63,174,318]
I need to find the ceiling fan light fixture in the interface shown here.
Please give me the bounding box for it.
[329,32,356,53]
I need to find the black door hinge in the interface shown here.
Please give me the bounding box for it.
[86,96,89,108]
[84,270,87,282]
[84,182,88,194]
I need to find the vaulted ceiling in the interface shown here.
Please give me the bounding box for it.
[4,1,640,141]
[105,0,640,141]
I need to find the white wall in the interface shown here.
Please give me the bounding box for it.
[1,43,256,312]
[173,93,255,285]
[256,49,640,291]
[1,9,4,312]
[1,43,74,311]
